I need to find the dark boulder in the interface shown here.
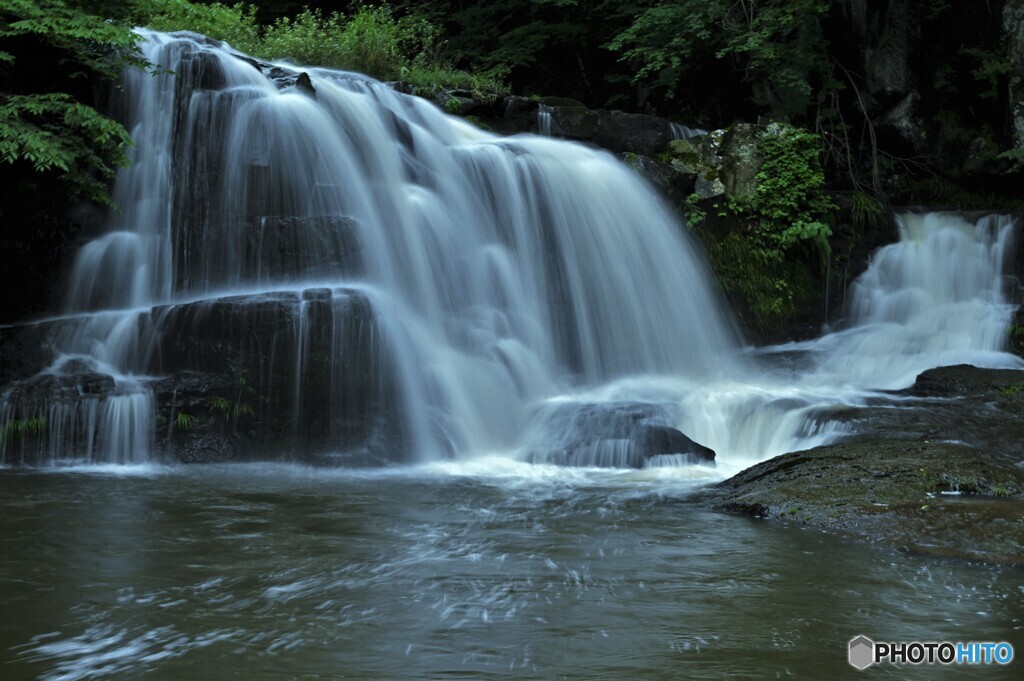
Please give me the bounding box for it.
[527,401,715,468]
[233,53,316,95]
[539,102,599,140]
[908,364,1024,398]
[594,110,671,155]
[636,424,716,463]
[144,288,404,463]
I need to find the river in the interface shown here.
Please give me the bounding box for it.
[1,463,1021,680]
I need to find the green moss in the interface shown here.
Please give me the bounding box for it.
[674,124,834,333]
[999,383,1024,397]
[1,417,46,443]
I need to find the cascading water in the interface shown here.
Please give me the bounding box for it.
[808,211,1022,388]
[0,30,741,466]
[0,30,1021,470]
[668,122,707,141]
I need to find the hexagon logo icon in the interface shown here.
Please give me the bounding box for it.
[849,635,875,670]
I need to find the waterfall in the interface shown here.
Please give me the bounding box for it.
[537,106,553,136]
[807,211,1022,389]
[1,30,1020,469]
[0,30,740,465]
[668,123,707,141]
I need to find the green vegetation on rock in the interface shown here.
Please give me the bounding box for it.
[671,123,835,332]
[142,1,507,98]
[1,416,46,443]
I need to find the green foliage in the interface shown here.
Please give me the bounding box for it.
[1,0,143,204]
[142,2,507,97]
[680,124,834,330]
[751,124,834,256]
[904,176,1014,210]
[707,231,797,327]
[210,396,232,413]
[948,475,981,495]
[1,0,145,79]
[998,383,1024,398]
[173,411,196,431]
[142,1,262,52]
[606,2,717,100]
[393,1,637,106]
[232,402,254,419]
[1009,324,1024,357]
[682,192,705,227]
[609,0,829,116]
[0,94,133,205]
[850,191,886,232]
[961,47,1013,101]
[1,417,46,443]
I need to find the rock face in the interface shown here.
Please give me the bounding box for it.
[527,401,715,468]
[715,365,1024,564]
[498,96,694,156]
[1005,0,1024,152]
[668,124,763,201]
[0,287,403,465]
[145,288,402,464]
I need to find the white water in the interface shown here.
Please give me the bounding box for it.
[1,31,1021,470]
[669,122,707,140]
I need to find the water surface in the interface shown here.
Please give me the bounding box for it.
[1,463,1021,680]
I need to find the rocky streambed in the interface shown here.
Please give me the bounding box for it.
[713,364,1024,564]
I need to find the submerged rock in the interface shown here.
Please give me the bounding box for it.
[527,401,715,468]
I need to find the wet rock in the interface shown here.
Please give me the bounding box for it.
[593,110,671,155]
[619,153,694,208]
[538,102,599,141]
[176,48,228,92]
[909,364,1024,398]
[0,322,54,383]
[879,91,927,154]
[668,124,763,201]
[500,97,676,155]
[503,96,540,131]
[528,401,715,468]
[636,424,716,462]
[3,372,116,403]
[715,364,1024,564]
[862,0,916,97]
[437,90,482,115]
[146,288,403,464]
[232,54,316,95]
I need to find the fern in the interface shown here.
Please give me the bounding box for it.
[173,412,196,432]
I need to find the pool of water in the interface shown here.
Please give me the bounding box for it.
[0,462,1021,680]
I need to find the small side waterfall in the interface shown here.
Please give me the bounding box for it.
[668,122,707,141]
[810,211,1022,389]
[537,106,552,136]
